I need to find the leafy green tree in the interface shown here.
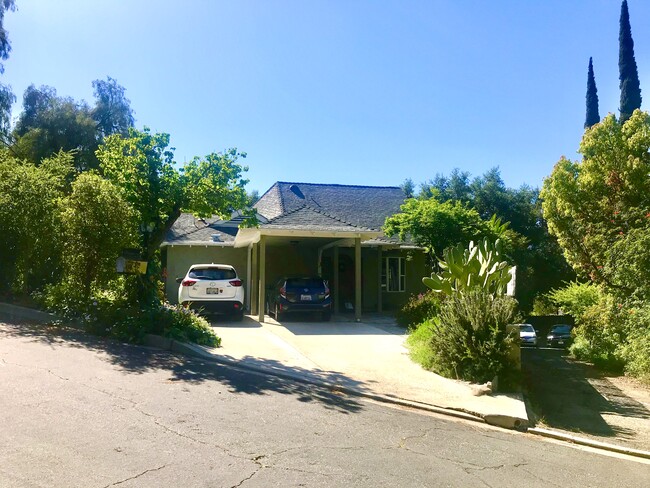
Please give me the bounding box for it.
[420,168,471,201]
[0,0,16,72]
[585,57,600,129]
[400,178,415,198]
[59,173,138,299]
[619,0,641,123]
[0,150,74,293]
[0,0,16,141]
[13,85,98,169]
[412,167,574,311]
[383,197,501,259]
[97,128,252,304]
[13,78,135,169]
[547,281,601,320]
[91,77,135,138]
[541,112,650,298]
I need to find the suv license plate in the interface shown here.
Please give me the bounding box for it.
[301,294,312,301]
[207,288,219,294]
[558,340,564,345]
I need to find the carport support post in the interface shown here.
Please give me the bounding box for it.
[355,237,361,322]
[251,242,258,315]
[258,235,266,323]
[333,246,339,315]
[377,246,382,313]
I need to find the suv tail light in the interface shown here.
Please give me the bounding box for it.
[324,284,330,299]
[229,279,242,287]
[280,286,286,298]
[181,279,197,287]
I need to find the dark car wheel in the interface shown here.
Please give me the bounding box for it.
[322,311,331,322]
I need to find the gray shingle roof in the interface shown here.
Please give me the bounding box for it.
[254,182,406,231]
[263,204,375,232]
[163,213,238,246]
[164,182,413,246]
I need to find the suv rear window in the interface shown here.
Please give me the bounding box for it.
[551,325,572,334]
[285,278,325,289]
[189,267,236,280]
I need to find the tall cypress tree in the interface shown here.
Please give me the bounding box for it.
[585,57,600,128]
[619,0,642,123]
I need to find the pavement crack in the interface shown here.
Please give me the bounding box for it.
[103,464,168,487]
[230,467,261,488]
[1,360,69,381]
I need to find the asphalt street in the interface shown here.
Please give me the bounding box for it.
[2,319,649,488]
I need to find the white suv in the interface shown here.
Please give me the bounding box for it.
[177,264,245,320]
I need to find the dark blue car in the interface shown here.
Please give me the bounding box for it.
[547,324,573,348]
[267,277,332,322]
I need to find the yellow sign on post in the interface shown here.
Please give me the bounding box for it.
[116,256,148,275]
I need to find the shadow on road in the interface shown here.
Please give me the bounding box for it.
[522,347,650,440]
[0,319,366,414]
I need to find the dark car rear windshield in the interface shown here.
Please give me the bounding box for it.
[285,278,325,289]
[189,268,236,280]
[551,325,572,334]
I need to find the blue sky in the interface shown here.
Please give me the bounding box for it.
[4,1,649,194]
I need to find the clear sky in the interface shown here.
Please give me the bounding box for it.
[4,1,649,195]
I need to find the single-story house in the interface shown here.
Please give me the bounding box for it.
[162,181,429,321]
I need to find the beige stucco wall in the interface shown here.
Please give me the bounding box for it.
[264,245,319,288]
[379,249,429,311]
[165,245,249,304]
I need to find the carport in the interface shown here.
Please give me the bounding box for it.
[234,227,382,322]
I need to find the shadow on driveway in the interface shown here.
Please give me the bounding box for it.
[522,347,650,442]
[0,318,366,414]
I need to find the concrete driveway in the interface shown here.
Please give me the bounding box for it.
[209,314,528,427]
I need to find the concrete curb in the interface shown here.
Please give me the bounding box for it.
[528,427,650,461]
[0,302,59,323]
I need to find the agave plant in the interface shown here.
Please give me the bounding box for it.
[423,238,512,297]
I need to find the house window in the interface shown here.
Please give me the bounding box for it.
[382,257,405,292]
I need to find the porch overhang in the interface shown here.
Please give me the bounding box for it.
[233,227,383,248]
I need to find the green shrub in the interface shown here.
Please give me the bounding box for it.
[547,281,601,322]
[405,319,438,369]
[620,304,650,382]
[412,289,519,385]
[396,292,443,329]
[36,280,220,347]
[531,294,557,316]
[154,304,220,347]
[569,293,626,372]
